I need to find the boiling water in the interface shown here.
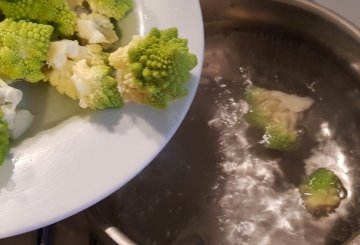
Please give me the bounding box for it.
[104,26,360,245]
[199,27,360,244]
[208,73,352,245]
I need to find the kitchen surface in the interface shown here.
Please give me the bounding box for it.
[2,0,360,244]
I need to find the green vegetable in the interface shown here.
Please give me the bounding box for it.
[72,60,123,109]
[263,124,298,151]
[109,27,198,108]
[0,120,9,165]
[0,19,54,83]
[244,86,313,150]
[87,0,133,20]
[0,0,76,36]
[300,168,346,214]
[81,43,110,67]
[45,40,122,110]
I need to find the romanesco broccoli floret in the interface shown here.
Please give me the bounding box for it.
[109,27,198,108]
[0,19,54,83]
[0,79,34,165]
[300,168,346,215]
[87,0,133,20]
[72,60,122,109]
[77,13,119,45]
[45,40,122,109]
[0,120,9,165]
[244,86,313,150]
[0,0,76,36]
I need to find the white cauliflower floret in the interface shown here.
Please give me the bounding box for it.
[47,40,80,70]
[45,40,122,110]
[46,40,81,100]
[77,13,119,45]
[0,80,22,129]
[0,80,33,139]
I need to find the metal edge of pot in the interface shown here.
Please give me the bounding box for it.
[282,0,360,40]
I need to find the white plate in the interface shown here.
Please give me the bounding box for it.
[0,0,204,238]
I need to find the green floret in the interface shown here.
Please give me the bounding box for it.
[87,0,133,20]
[0,19,53,83]
[109,27,198,108]
[300,168,346,214]
[263,125,298,151]
[244,86,313,151]
[45,40,122,110]
[244,86,273,129]
[0,0,76,36]
[82,44,110,67]
[0,120,9,165]
[72,60,123,110]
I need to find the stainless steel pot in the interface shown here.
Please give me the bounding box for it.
[87,0,360,244]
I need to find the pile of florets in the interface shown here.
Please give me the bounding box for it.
[0,0,198,165]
